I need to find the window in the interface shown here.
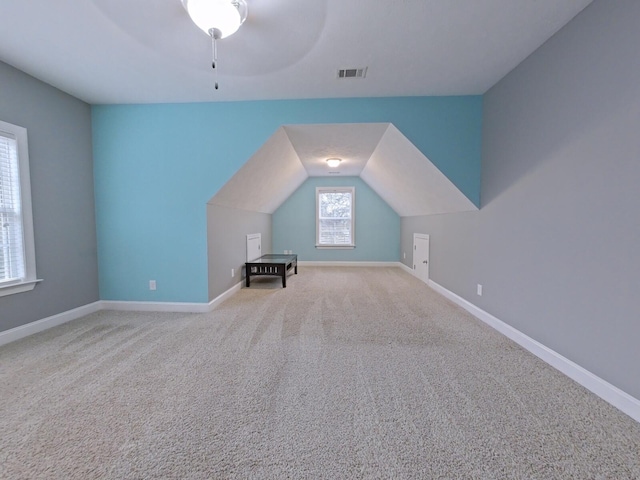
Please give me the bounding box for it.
[0,120,39,297]
[316,187,355,248]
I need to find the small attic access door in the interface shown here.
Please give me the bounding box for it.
[247,233,262,262]
[413,234,429,284]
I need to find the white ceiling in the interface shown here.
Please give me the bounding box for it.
[0,0,593,105]
[360,125,477,217]
[209,123,477,217]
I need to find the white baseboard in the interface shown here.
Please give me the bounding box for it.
[101,281,243,314]
[0,282,246,347]
[299,261,401,267]
[398,262,415,275]
[100,300,211,313]
[208,281,242,310]
[0,301,103,347]
[427,279,640,423]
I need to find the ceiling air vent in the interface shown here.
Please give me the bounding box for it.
[337,67,367,79]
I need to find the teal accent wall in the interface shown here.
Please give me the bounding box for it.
[92,96,482,302]
[272,177,399,261]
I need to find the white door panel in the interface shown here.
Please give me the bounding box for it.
[413,234,429,284]
[246,233,261,262]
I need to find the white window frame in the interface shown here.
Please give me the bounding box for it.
[0,120,40,297]
[315,186,355,249]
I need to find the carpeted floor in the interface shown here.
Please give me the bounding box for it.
[1,267,639,479]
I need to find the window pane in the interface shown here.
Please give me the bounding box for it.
[0,211,25,281]
[317,189,354,246]
[319,192,352,218]
[0,132,26,283]
[319,218,352,245]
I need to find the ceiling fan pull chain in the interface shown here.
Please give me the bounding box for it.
[210,31,219,90]
[211,31,218,69]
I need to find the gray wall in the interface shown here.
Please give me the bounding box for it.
[207,204,272,301]
[402,0,640,400]
[0,61,99,332]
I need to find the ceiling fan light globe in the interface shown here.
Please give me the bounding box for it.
[182,0,247,39]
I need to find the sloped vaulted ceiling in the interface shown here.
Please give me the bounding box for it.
[207,127,307,214]
[208,123,478,217]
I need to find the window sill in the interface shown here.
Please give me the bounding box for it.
[315,245,355,250]
[0,279,43,298]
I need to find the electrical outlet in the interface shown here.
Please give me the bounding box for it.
[231,268,235,278]
[403,252,406,259]
[149,280,156,291]
[477,284,483,296]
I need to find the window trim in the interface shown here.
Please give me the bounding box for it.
[0,120,40,297]
[315,186,356,249]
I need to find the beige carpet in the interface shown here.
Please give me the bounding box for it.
[1,267,639,479]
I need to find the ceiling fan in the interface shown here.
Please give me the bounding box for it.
[90,0,327,88]
[181,0,248,89]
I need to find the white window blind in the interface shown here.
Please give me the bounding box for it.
[316,187,355,247]
[0,120,38,296]
[0,132,26,284]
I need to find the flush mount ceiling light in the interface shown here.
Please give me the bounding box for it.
[326,158,342,168]
[181,0,248,89]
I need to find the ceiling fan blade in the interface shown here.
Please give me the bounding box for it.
[90,0,328,76]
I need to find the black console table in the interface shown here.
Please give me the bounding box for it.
[245,254,298,288]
